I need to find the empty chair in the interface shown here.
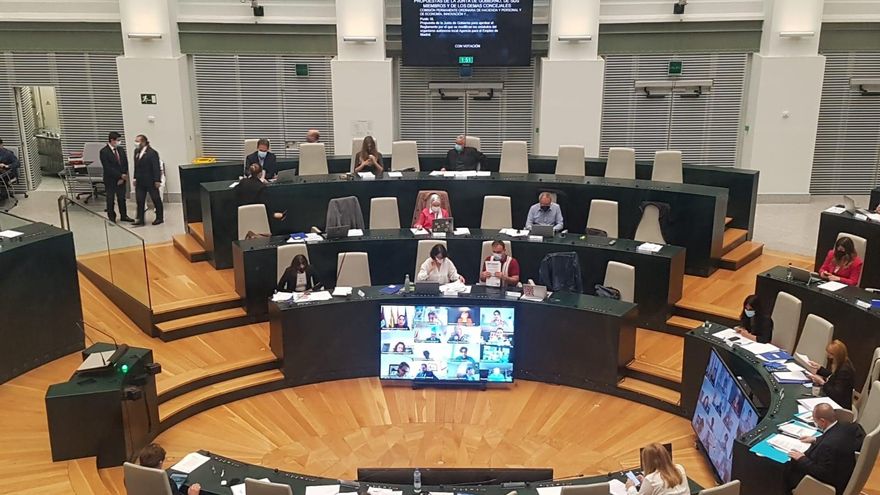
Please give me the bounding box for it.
[858,381,880,434]
[634,204,665,244]
[795,314,834,367]
[771,292,802,353]
[481,195,512,230]
[604,261,635,303]
[245,478,294,495]
[652,150,683,183]
[555,145,586,176]
[391,140,419,170]
[370,197,400,229]
[238,204,271,240]
[123,462,173,495]
[411,190,452,227]
[277,244,309,281]
[559,483,609,495]
[326,196,364,230]
[480,240,512,262]
[465,135,481,150]
[699,480,740,495]
[500,140,528,173]
[337,252,371,287]
[605,147,636,180]
[587,200,619,238]
[299,143,328,176]
[856,348,880,420]
[415,239,447,275]
[244,138,260,158]
[793,422,880,495]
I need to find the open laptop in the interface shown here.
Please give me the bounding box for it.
[275,169,298,182]
[530,225,555,238]
[432,217,454,234]
[790,266,819,285]
[325,224,349,240]
[520,284,548,302]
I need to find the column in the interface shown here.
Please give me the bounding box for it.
[117,0,196,200]
[740,0,825,200]
[536,0,605,157]
[331,0,394,155]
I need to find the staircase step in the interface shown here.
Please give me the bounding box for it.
[719,241,764,271]
[156,307,251,341]
[618,377,681,406]
[674,300,740,325]
[666,315,703,331]
[152,292,242,322]
[172,233,208,262]
[725,216,733,226]
[68,457,111,495]
[159,369,285,423]
[722,228,748,254]
[626,359,682,384]
[188,222,206,247]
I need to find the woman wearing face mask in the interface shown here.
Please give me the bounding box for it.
[414,194,449,231]
[819,236,863,286]
[806,339,856,409]
[276,254,323,293]
[734,294,773,343]
[479,240,521,287]
[417,244,465,284]
[353,136,384,174]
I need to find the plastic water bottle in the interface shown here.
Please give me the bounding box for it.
[413,468,422,492]
[786,263,793,281]
[404,274,412,293]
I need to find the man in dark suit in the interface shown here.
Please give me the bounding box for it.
[0,138,21,200]
[235,163,285,222]
[785,403,865,495]
[444,134,486,171]
[99,131,133,223]
[132,134,164,226]
[244,138,277,180]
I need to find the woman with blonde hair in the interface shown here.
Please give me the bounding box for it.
[626,443,688,495]
[807,339,856,409]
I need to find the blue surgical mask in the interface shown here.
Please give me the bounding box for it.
[454,144,463,152]
[258,151,267,159]
[744,309,756,318]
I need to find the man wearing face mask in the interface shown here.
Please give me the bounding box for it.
[99,131,134,223]
[132,134,163,226]
[443,134,486,172]
[479,240,520,287]
[276,254,322,293]
[525,192,564,232]
[245,138,277,180]
[414,194,449,230]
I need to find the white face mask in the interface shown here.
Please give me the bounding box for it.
[431,205,440,213]
[492,253,503,261]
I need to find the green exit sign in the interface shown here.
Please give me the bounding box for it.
[140,94,157,105]
[668,60,683,75]
[459,56,474,65]
[295,64,309,76]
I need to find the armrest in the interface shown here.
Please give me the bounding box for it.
[794,475,835,495]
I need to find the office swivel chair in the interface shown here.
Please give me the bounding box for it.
[391,141,419,171]
[481,196,512,230]
[123,462,174,495]
[238,204,271,240]
[605,147,636,180]
[770,292,802,353]
[794,314,834,368]
[652,150,683,183]
[555,145,585,176]
[699,480,740,495]
[586,200,619,238]
[245,477,294,495]
[336,252,371,287]
[499,141,528,173]
[370,197,400,229]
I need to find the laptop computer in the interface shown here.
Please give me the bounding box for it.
[415,282,441,295]
[325,225,350,240]
[790,266,819,284]
[432,217,454,234]
[520,284,548,302]
[843,195,857,214]
[275,169,298,182]
[529,225,555,238]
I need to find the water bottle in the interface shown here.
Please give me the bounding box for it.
[786,263,793,281]
[413,468,422,492]
[404,274,412,293]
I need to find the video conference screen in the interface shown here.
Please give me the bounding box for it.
[692,350,760,483]
[379,305,515,383]
[401,0,534,66]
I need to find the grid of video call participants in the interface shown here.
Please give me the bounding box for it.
[692,350,759,483]
[379,305,515,383]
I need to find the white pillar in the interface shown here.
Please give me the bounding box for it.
[331,0,394,155]
[117,0,196,199]
[740,0,825,200]
[536,0,605,157]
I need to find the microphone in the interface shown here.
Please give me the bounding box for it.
[77,320,129,366]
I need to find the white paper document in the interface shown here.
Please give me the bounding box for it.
[332,286,352,297]
[536,487,562,495]
[453,227,471,235]
[347,229,364,237]
[711,328,739,341]
[367,488,403,495]
[440,281,470,294]
[476,171,491,177]
[793,352,813,369]
[429,170,444,176]
[824,206,846,214]
[499,228,529,237]
[773,371,810,383]
[636,242,664,253]
[228,182,239,189]
[767,433,811,453]
[293,290,333,303]
[286,237,304,244]
[779,422,820,438]
[305,233,324,242]
[797,396,842,412]
[0,230,23,238]
[817,281,847,292]
[305,485,341,495]
[77,351,116,372]
[386,172,403,178]
[358,172,375,180]
[742,342,781,355]
[411,228,429,235]
[169,452,210,474]
[485,260,502,287]
[609,479,628,495]
[272,292,294,302]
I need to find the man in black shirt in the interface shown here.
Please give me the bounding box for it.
[0,138,21,200]
[235,163,285,224]
[444,135,486,171]
[138,443,201,495]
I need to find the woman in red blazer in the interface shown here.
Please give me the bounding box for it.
[819,236,863,286]
[414,194,449,231]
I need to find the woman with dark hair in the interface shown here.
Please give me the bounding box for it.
[416,244,465,284]
[276,254,323,292]
[353,135,384,174]
[819,236,863,286]
[807,339,856,409]
[734,294,774,343]
[393,342,407,353]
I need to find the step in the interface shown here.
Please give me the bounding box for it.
[188,222,206,247]
[152,291,242,322]
[159,369,285,423]
[618,377,681,406]
[675,299,740,322]
[719,241,764,271]
[172,233,208,263]
[626,359,682,385]
[68,457,111,495]
[666,315,703,331]
[725,216,733,226]
[158,354,279,401]
[721,228,748,254]
[156,307,251,341]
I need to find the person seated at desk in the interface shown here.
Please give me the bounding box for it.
[417,243,465,284]
[392,342,407,353]
[395,362,410,378]
[138,443,201,495]
[236,164,285,222]
[276,254,323,293]
[488,328,510,345]
[625,443,688,495]
[443,134,487,172]
[785,403,865,495]
[353,136,384,174]
[525,192,564,232]
[0,138,21,200]
[734,294,773,343]
[819,236,863,286]
[487,367,506,382]
[414,194,449,231]
[415,363,438,379]
[447,325,470,343]
[423,330,441,343]
[453,346,477,365]
[245,138,277,180]
[805,339,856,410]
[480,240,521,287]
[305,129,320,144]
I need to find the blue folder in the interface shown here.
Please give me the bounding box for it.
[749,437,791,464]
[758,350,794,362]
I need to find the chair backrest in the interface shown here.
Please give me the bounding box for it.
[843,423,880,495]
[238,204,271,241]
[605,147,636,180]
[350,137,363,172]
[480,240,513,264]
[466,136,481,150]
[326,196,365,230]
[481,195,513,230]
[411,190,452,227]
[604,261,635,303]
[587,199,619,238]
[337,252,371,287]
[634,204,665,244]
[391,141,419,170]
[245,477,294,495]
[370,197,400,229]
[416,240,447,276]
[500,140,528,174]
[556,145,585,176]
[123,462,174,495]
[559,482,610,495]
[652,150,683,183]
[277,244,309,281]
[699,480,741,495]
[299,143,328,176]
[82,142,105,167]
[244,139,260,158]
[771,292,802,353]
[857,381,880,434]
[857,348,880,420]
[836,232,867,285]
[795,314,834,367]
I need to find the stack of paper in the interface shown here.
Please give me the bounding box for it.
[358,172,375,180]
[347,229,365,237]
[817,281,847,292]
[499,228,529,237]
[305,485,341,495]
[773,371,810,384]
[797,396,842,413]
[272,292,294,302]
[476,171,491,177]
[386,171,403,178]
[636,242,663,253]
[332,286,352,297]
[411,227,429,235]
[453,227,471,235]
[609,480,628,495]
[742,342,781,356]
[767,433,811,453]
[779,420,820,438]
[286,236,305,244]
[293,291,333,303]
[169,452,210,473]
[824,206,846,214]
[0,230,23,238]
[305,233,324,242]
[428,171,444,176]
[440,281,470,294]
[228,182,239,189]
[367,488,403,495]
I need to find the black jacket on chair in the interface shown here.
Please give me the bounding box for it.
[245,151,278,180]
[785,421,865,495]
[99,144,129,183]
[538,252,583,293]
[133,147,161,185]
